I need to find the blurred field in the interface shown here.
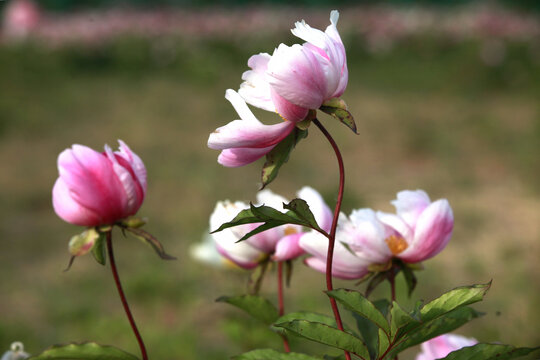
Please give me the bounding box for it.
[0,5,539,360]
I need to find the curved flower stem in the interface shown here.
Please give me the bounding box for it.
[313,119,351,360]
[106,231,149,360]
[277,262,291,352]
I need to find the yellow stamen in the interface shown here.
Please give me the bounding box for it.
[385,235,408,255]
[284,226,298,236]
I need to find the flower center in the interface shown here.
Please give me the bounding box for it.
[385,235,408,255]
[284,226,298,236]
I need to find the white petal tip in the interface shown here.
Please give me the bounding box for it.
[330,10,339,25]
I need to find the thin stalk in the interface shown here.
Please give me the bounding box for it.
[277,262,291,353]
[313,119,351,360]
[106,231,149,360]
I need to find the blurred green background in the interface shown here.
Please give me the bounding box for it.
[0,1,539,359]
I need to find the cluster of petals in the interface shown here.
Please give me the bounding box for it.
[209,187,332,269]
[300,189,454,279]
[416,334,477,360]
[52,140,147,227]
[207,10,348,168]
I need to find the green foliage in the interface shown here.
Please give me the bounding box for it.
[319,99,358,134]
[275,320,370,359]
[28,342,139,360]
[120,226,176,260]
[210,199,327,242]
[216,294,279,325]
[272,311,351,335]
[440,344,540,360]
[232,349,322,360]
[91,232,107,266]
[261,127,308,189]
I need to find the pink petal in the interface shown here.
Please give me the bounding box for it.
[399,199,454,263]
[391,189,431,229]
[273,233,304,261]
[270,88,309,122]
[416,334,477,360]
[57,144,127,225]
[52,177,100,226]
[116,140,147,193]
[217,146,275,167]
[238,53,275,112]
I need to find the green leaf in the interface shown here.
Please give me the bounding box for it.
[390,301,419,339]
[440,343,540,360]
[91,232,106,266]
[216,294,279,325]
[272,311,351,334]
[419,282,491,324]
[378,328,389,359]
[122,226,176,260]
[283,199,324,233]
[365,272,388,298]
[327,289,390,335]
[211,201,327,242]
[383,307,483,359]
[232,349,322,360]
[319,98,357,134]
[275,320,370,359]
[28,342,139,360]
[261,127,308,189]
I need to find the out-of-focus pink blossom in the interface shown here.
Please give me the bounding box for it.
[2,0,40,39]
[300,189,453,279]
[207,89,296,167]
[239,10,348,122]
[52,140,147,227]
[416,334,477,360]
[209,187,331,269]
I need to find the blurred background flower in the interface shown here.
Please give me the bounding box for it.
[0,0,539,359]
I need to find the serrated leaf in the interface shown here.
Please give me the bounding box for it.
[327,289,390,335]
[261,127,308,189]
[216,294,279,325]
[91,232,107,266]
[275,320,369,359]
[383,307,483,359]
[122,226,176,260]
[440,343,540,360]
[28,342,139,360]
[232,349,322,360]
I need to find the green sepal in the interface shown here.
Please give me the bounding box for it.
[119,216,146,229]
[120,226,176,260]
[232,349,322,360]
[261,127,308,189]
[295,110,316,130]
[440,343,540,360]
[28,342,139,360]
[68,228,100,257]
[275,320,370,359]
[91,232,107,266]
[216,293,279,325]
[320,98,358,134]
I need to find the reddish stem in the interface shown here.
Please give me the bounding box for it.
[277,262,291,353]
[313,119,351,360]
[106,231,149,360]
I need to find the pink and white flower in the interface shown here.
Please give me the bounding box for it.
[416,334,477,360]
[300,189,454,279]
[239,10,348,121]
[209,187,331,269]
[207,89,296,167]
[52,140,147,227]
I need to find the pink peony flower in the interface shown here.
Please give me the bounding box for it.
[300,189,454,279]
[2,0,40,39]
[52,140,147,227]
[416,334,477,360]
[239,10,348,121]
[209,187,331,269]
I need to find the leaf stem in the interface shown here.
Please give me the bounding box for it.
[106,231,149,360]
[313,118,351,360]
[277,262,291,352]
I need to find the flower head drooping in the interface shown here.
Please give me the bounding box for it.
[300,189,454,280]
[415,334,477,360]
[239,10,348,120]
[52,140,147,227]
